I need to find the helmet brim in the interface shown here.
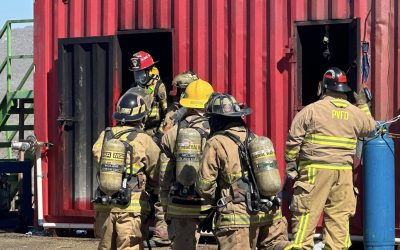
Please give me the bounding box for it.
[326,83,352,93]
[179,98,208,109]
[206,107,253,117]
[112,111,148,122]
[128,60,159,72]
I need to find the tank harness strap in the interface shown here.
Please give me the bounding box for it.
[171,107,187,126]
[126,129,141,142]
[112,128,140,140]
[153,80,162,101]
[104,127,115,140]
[211,130,254,208]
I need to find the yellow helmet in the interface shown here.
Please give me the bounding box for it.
[179,79,214,109]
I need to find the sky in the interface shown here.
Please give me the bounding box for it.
[0,0,34,27]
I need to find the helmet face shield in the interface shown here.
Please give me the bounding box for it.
[133,70,149,86]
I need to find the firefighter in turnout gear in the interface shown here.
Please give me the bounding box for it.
[92,90,160,250]
[285,67,376,250]
[144,71,200,248]
[129,51,168,137]
[161,70,200,133]
[159,79,214,250]
[129,51,170,247]
[195,93,291,250]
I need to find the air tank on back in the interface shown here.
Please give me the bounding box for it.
[175,128,202,186]
[249,136,281,196]
[99,138,126,196]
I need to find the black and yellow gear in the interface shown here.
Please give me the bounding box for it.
[113,91,148,123]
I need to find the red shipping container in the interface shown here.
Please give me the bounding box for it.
[34,0,400,242]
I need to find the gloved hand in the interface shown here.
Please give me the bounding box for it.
[286,161,298,180]
[353,87,368,105]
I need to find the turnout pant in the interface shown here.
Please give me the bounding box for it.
[289,168,358,250]
[95,211,147,250]
[215,217,290,250]
[170,217,201,250]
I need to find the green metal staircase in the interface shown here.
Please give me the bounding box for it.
[0,19,34,158]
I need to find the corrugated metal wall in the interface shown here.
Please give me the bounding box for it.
[34,0,400,234]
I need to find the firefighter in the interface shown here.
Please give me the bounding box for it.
[285,67,376,249]
[144,70,200,248]
[161,70,200,133]
[159,79,214,250]
[92,90,160,250]
[129,51,171,247]
[129,51,168,138]
[195,93,291,250]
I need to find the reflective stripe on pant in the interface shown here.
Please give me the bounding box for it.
[170,218,201,250]
[95,211,147,250]
[215,217,291,250]
[289,167,357,250]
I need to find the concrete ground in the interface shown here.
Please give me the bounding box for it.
[0,232,217,250]
[0,231,376,250]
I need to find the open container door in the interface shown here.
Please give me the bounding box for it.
[55,36,115,225]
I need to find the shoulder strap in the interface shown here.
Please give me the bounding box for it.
[112,127,143,142]
[104,127,114,140]
[183,115,210,139]
[179,119,190,129]
[153,80,163,101]
[172,107,187,126]
[212,130,243,146]
[211,129,254,170]
[126,129,141,142]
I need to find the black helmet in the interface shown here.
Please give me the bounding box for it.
[205,93,252,117]
[113,91,148,123]
[322,67,352,93]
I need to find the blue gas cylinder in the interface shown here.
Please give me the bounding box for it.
[363,122,395,249]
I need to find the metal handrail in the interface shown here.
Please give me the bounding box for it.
[0,19,34,158]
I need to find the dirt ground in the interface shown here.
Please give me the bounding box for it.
[0,232,217,250]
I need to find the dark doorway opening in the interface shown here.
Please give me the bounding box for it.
[117,30,173,94]
[296,19,360,108]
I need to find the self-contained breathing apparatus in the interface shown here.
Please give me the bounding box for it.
[93,128,141,206]
[214,129,281,213]
[170,116,209,199]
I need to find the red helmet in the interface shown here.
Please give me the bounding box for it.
[129,51,158,71]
